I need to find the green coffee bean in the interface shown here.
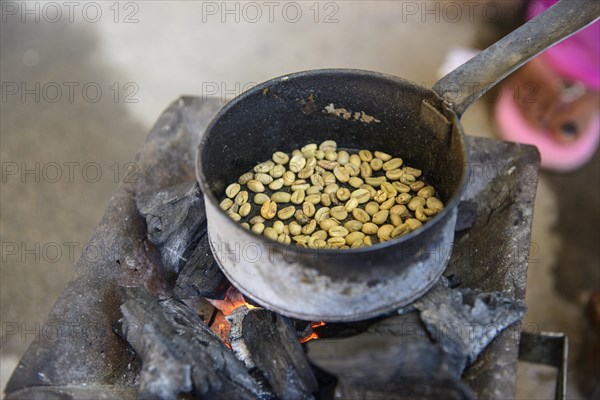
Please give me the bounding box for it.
[327,237,346,247]
[320,218,339,231]
[408,196,426,211]
[226,183,241,198]
[410,181,425,192]
[390,213,403,227]
[404,166,422,177]
[334,165,350,183]
[278,206,296,220]
[337,150,350,165]
[255,172,273,185]
[344,219,363,232]
[360,162,373,179]
[329,226,349,238]
[330,206,348,220]
[264,227,278,240]
[426,197,444,211]
[235,191,249,205]
[301,143,318,157]
[372,209,389,225]
[247,180,265,193]
[383,158,403,171]
[405,218,423,231]
[249,216,265,225]
[239,203,251,217]
[319,140,337,152]
[396,193,412,205]
[239,171,254,184]
[291,190,306,204]
[314,207,330,223]
[374,190,387,203]
[400,173,416,185]
[252,222,265,234]
[380,198,396,210]
[365,176,386,187]
[306,186,322,195]
[291,183,310,191]
[303,202,316,217]
[415,206,428,222]
[392,182,411,193]
[271,192,291,203]
[260,200,277,219]
[254,193,270,205]
[220,198,233,211]
[345,231,365,246]
[298,167,314,179]
[272,151,289,165]
[365,201,379,216]
[283,171,295,186]
[370,158,383,171]
[289,155,306,173]
[391,223,409,238]
[305,194,321,205]
[345,163,360,177]
[336,188,351,202]
[295,209,310,225]
[386,169,403,181]
[345,198,359,212]
[269,178,284,191]
[352,208,370,223]
[351,189,370,204]
[324,150,337,161]
[348,176,364,188]
[302,220,317,235]
[362,222,379,235]
[377,224,394,241]
[359,150,373,162]
[349,154,361,167]
[374,151,392,161]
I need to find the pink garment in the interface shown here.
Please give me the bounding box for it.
[528,0,600,90]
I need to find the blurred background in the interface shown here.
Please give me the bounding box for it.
[1,1,598,398]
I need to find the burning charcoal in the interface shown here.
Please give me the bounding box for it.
[228,307,318,400]
[306,312,474,400]
[116,286,268,400]
[174,233,229,300]
[412,283,527,371]
[136,181,206,274]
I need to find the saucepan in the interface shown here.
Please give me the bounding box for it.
[197,0,599,321]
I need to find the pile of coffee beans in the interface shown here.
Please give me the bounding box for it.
[219,140,444,249]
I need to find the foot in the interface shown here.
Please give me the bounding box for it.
[506,57,600,144]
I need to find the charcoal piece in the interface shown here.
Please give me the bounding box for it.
[307,312,473,400]
[174,233,229,300]
[228,307,318,400]
[136,181,206,274]
[413,283,527,370]
[117,286,266,400]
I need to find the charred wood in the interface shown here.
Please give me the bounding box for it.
[174,233,229,300]
[228,307,318,400]
[116,286,267,400]
[136,181,206,274]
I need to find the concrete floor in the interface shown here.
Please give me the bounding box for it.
[1,1,598,398]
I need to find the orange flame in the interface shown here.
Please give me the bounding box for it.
[208,287,257,316]
[300,321,326,343]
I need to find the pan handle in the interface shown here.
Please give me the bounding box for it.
[431,0,599,118]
